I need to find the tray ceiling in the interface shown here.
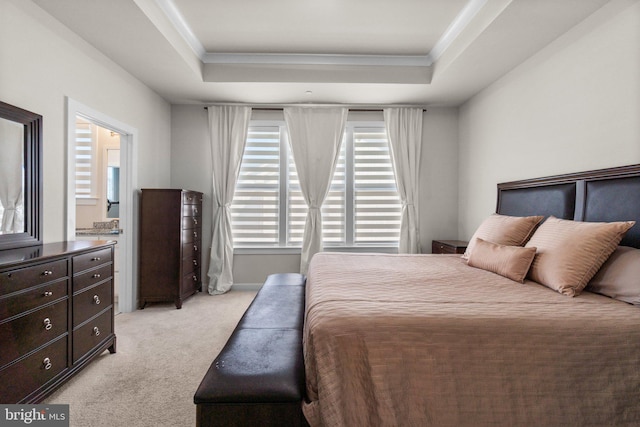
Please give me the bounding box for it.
[32,0,615,105]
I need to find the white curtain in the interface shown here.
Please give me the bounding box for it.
[284,107,347,275]
[0,119,24,234]
[207,106,251,294]
[384,108,423,254]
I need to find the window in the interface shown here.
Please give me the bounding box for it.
[350,126,402,245]
[231,125,282,246]
[231,121,401,248]
[75,117,97,199]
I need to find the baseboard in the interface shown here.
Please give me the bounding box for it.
[233,283,263,291]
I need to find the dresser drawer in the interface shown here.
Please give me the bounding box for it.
[182,228,200,244]
[182,269,200,290]
[182,203,200,217]
[0,278,68,321]
[182,191,202,205]
[0,335,68,403]
[182,215,200,230]
[73,281,112,328]
[0,300,68,368]
[0,260,68,296]
[182,256,199,275]
[73,264,112,293]
[73,309,113,363]
[72,248,112,275]
[182,241,200,260]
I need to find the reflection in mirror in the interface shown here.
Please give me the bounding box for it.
[0,101,42,250]
[0,118,25,234]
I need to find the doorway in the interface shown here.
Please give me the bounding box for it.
[66,98,138,313]
[74,118,122,312]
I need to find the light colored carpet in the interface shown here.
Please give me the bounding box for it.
[46,289,257,427]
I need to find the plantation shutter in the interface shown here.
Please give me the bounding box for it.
[286,152,304,246]
[75,120,94,198]
[323,142,346,245]
[353,127,401,244]
[232,121,401,248]
[288,143,346,247]
[231,126,280,246]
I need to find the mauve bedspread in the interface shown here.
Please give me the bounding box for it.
[302,252,640,427]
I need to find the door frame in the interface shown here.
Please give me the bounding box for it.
[66,97,138,312]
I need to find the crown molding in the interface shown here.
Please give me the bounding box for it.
[155,0,205,57]
[155,0,487,69]
[427,0,488,63]
[202,53,432,67]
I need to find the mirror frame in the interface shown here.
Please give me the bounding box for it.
[0,101,42,251]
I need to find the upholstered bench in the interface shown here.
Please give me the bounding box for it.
[194,273,308,427]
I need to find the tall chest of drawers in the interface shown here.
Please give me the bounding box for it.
[139,189,203,309]
[0,241,116,403]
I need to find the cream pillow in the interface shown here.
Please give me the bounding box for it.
[525,217,635,296]
[467,238,537,283]
[463,214,544,260]
[586,246,640,305]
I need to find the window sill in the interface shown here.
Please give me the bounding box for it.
[234,246,398,255]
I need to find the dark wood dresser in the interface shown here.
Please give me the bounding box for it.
[139,189,203,309]
[0,240,116,403]
[431,239,469,254]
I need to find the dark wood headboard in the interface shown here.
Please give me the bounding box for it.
[497,164,640,249]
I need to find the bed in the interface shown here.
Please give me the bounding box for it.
[302,164,640,427]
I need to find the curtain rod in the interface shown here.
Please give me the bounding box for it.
[203,104,427,112]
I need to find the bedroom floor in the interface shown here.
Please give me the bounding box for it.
[45,289,257,427]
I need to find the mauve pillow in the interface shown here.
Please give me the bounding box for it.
[525,217,635,296]
[467,238,537,283]
[463,214,544,260]
[586,246,640,305]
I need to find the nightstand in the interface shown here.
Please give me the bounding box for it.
[431,239,468,254]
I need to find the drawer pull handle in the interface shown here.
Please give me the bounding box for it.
[193,231,198,238]
[93,295,101,305]
[91,257,101,261]
[193,260,198,266]
[194,208,198,215]
[43,357,52,370]
[43,318,53,330]
[43,291,53,297]
[42,270,53,276]
[92,273,101,279]
[193,245,198,252]
[193,218,198,225]
[93,326,100,336]
[192,275,198,282]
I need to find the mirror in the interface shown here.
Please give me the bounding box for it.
[106,148,120,219]
[0,101,42,250]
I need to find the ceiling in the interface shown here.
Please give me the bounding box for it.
[33,0,612,106]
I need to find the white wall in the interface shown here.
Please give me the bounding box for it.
[420,108,459,246]
[170,106,459,285]
[0,0,172,244]
[458,1,640,239]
